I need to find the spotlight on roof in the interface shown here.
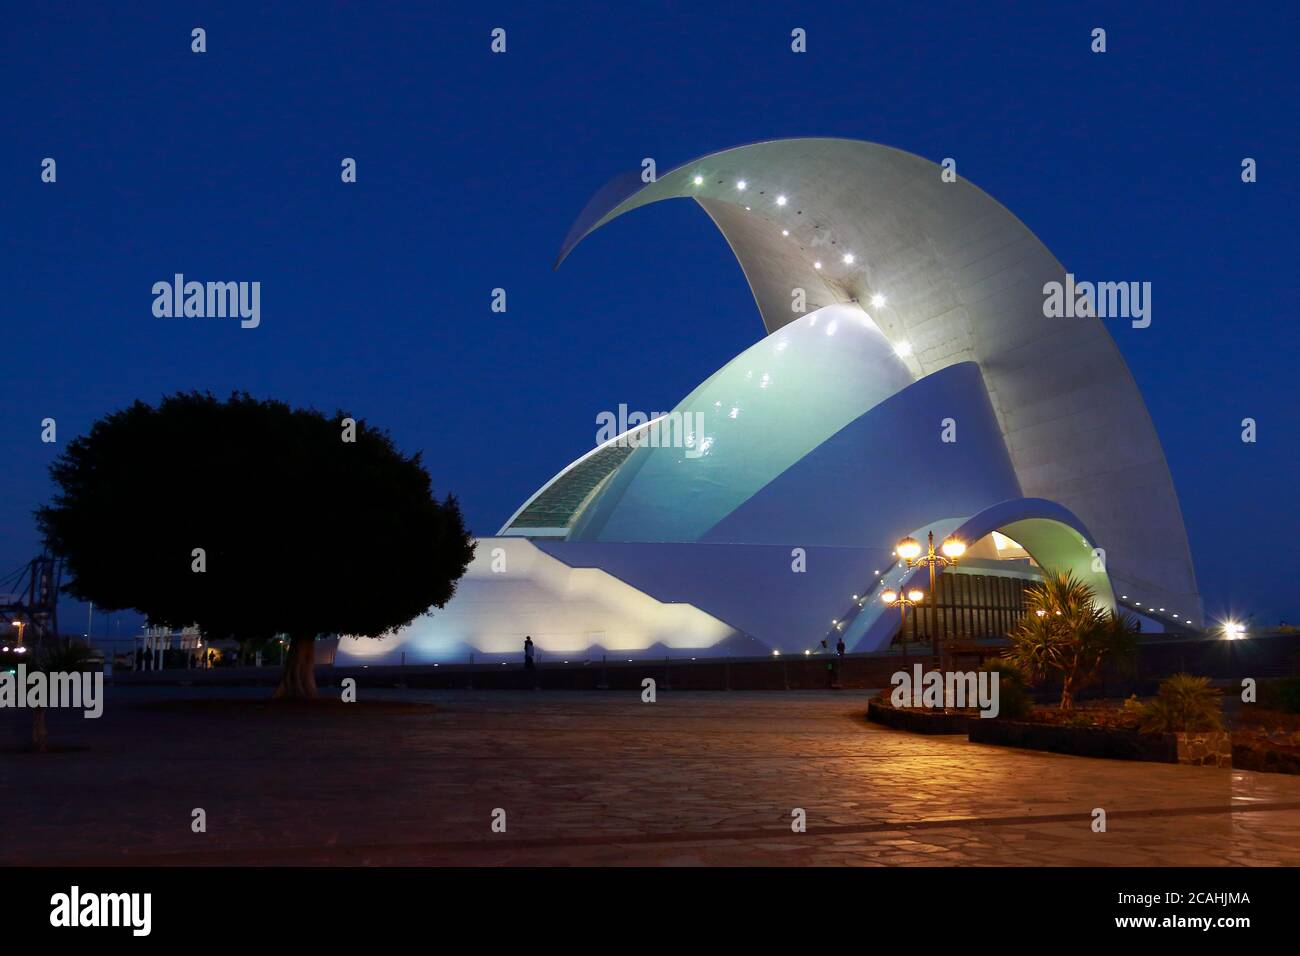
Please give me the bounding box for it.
[781,229,789,236]
[894,341,913,358]
[776,195,787,206]
[736,180,747,190]
[693,175,703,186]
[842,253,855,265]
[871,293,887,308]
[813,261,822,270]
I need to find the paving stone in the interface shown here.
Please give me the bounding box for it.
[3,687,1300,865]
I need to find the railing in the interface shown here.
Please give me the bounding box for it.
[826,565,1040,652]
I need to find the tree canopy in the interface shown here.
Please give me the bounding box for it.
[38,392,475,696]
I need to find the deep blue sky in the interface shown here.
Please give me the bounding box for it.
[2,2,1296,641]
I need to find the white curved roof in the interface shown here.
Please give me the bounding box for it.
[569,302,915,543]
[557,138,1202,624]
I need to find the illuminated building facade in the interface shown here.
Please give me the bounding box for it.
[338,138,1200,665]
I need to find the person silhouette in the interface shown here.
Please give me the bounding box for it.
[524,635,535,671]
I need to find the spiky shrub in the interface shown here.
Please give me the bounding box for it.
[978,654,1032,720]
[1134,674,1223,733]
[29,639,98,752]
[1006,571,1137,711]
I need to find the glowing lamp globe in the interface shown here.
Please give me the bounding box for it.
[896,536,922,561]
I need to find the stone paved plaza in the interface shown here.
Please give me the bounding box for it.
[4,688,1300,866]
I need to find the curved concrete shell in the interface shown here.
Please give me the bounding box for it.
[556,138,1201,624]
[337,136,1202,669]
[569,302,914,543]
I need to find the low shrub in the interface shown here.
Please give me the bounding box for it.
[1129,674,1223,733]
[980,655,1032,720]
[1259,678,1300,714]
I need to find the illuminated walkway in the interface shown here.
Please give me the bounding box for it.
[4,689,1299,866]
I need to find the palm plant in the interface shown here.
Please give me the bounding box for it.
[1007,571,1137,711]
[29,638,98,752]
[1132,674,1223,733]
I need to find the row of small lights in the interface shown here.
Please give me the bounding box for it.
[703,171,1223,645]
[812,551,921,656]
[1119,593,1194,626]
[1121,598,1241,640]
[1,646,28,654]
[370,657,708,667]
[823,546,1219,643]
[692,174,909,357]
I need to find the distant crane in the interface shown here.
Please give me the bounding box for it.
[0,555,62,646]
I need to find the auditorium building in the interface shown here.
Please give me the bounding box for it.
[337,138,1200,665]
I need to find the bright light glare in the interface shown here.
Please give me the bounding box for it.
[881,590,898,604]
[871,293,887,308]
[907,589,925,603]
[736,180,747,190]
[941,536,966,559]
[776,195,787,206]
[896,536,922,561]
[842,253,855,265]
[693,175,703,186]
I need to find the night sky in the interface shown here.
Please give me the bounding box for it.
[3,2,1296,640]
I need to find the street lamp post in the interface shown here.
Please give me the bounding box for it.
[896,531,966,668]
[881,588,926,663]
[12,620,26,645]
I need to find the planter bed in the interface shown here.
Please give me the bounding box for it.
[1231,736,1300,774]
[866,697,975,735]
[968,719,1230,767]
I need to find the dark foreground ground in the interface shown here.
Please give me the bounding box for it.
[4,687,1300,866]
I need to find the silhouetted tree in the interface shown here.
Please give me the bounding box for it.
[38,392,475,698]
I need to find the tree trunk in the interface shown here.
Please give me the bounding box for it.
[32,706,48,752]
[273,635,318,700]
[1059,655,1080,711]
